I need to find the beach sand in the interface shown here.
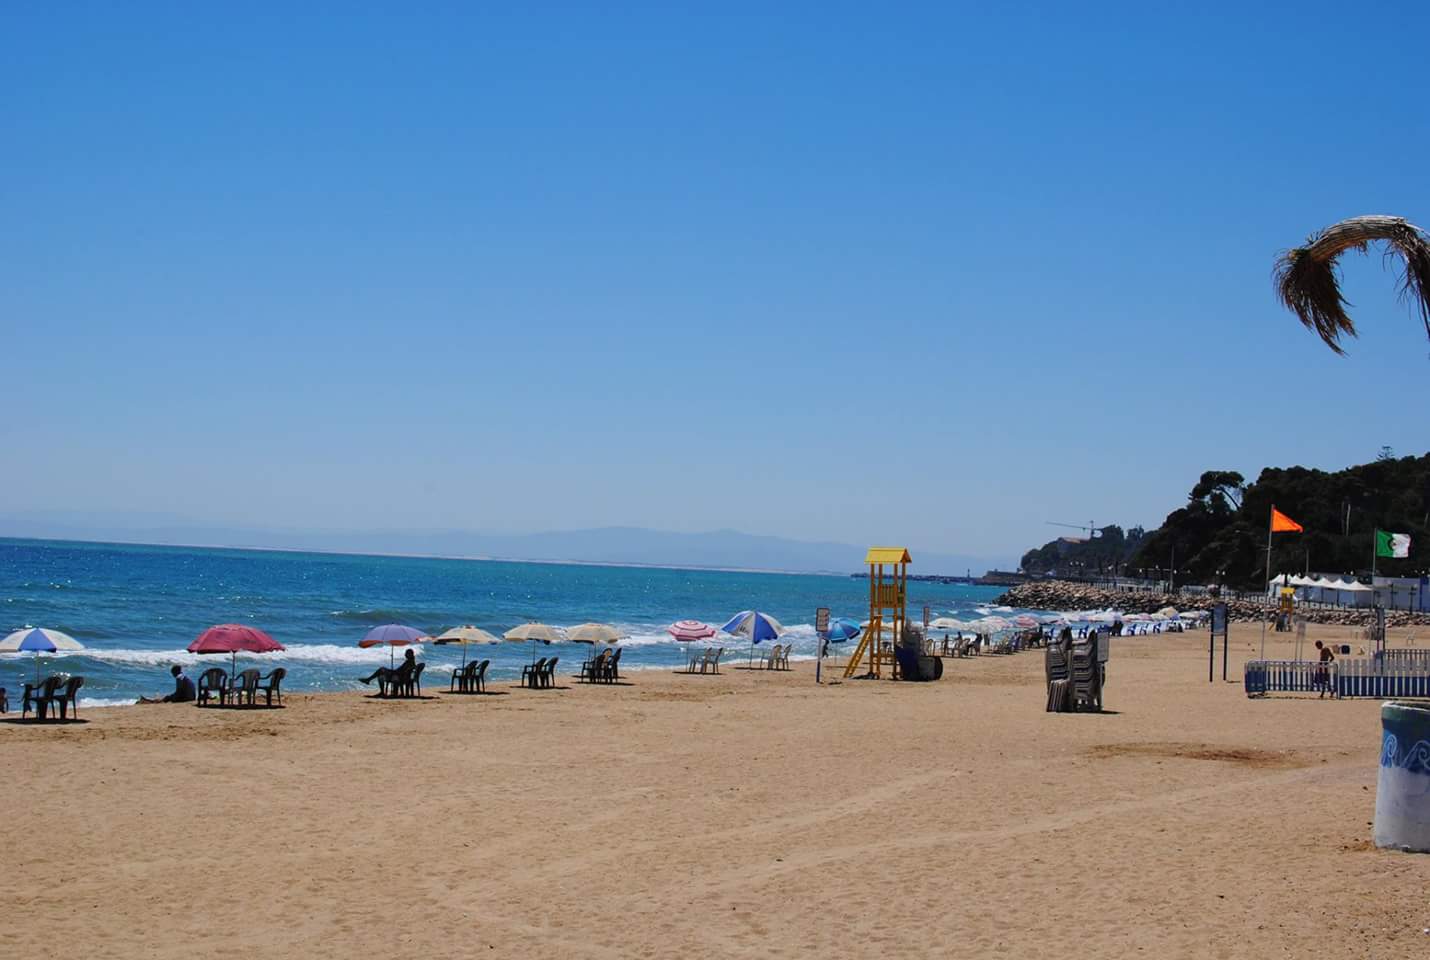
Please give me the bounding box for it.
[4,623,1428,958]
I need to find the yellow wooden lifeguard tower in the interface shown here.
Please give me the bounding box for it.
[843,546,910,679]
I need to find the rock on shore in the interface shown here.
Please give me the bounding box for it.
[995,580,1430,628]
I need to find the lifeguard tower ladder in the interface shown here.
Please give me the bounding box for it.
[843,547,910,679]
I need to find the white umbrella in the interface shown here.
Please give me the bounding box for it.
[433,625,501,670]
[565,623,625,645]
[1,627,85,683]
[504,622,564,663]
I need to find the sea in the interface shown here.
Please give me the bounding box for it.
[0,537,1015,706]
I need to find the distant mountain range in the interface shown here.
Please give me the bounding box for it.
[0,512,1007,576]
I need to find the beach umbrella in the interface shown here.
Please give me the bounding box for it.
[970,616,1011,635]
[433,625,500,670]
[721,610,783,666]
[504,622,564,663]
[813,616,861,683]
[667,620,717,642]
[821,617,862,643]
[1,627,85,683]
[565,623,625,645]
[928,617,965,631]
[1013,614,1040,629]
[358,623,428,668]
[189,623,284,677]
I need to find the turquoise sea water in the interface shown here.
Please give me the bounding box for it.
[0,538,1011,705]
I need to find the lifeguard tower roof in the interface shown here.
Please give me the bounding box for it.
[865,547,911,564]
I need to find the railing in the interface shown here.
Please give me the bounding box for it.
[873,584,902,606]
[1380,648,1430,667]
[1245,656,1430,698]
[1338,657,1430,698]
[1243,660,1336,697]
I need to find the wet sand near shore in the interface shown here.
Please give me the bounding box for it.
[3,623,1427,958]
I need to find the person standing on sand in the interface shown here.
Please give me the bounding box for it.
[1313,640,1335,698]
[138,665,196,704]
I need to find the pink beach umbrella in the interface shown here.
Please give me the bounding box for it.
[669,619,718,672]
[188,623,285,677]
[1013,614,1040,630]
[667,620,718,642]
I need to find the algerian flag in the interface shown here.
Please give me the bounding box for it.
[1375,529,1411,559]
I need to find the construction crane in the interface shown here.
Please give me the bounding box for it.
[1046,520,1101,543]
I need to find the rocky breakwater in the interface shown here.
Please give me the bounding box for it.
[996,580,1430,628]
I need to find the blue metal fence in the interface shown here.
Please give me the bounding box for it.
[1244,657,1430,699]
[1244,660,1335,697]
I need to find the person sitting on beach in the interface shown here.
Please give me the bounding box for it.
[1313,640,1335,698]
[138,665,197,704]
[359,648,415,694]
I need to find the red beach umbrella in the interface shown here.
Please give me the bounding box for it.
[188,624,285,677]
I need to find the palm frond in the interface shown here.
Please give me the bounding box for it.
[1273,215,1430,354]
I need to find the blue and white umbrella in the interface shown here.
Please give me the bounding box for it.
[722,610,783,666]
[820,617,862,644]
[815,617,861,677]
[1,627,85,682]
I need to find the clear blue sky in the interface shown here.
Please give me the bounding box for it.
[3,2,1427,561]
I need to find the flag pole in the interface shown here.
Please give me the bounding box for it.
[1260,505,1273,660]
[1372,528,1378,581]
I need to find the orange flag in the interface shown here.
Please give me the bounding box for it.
[1270,507,1303,533]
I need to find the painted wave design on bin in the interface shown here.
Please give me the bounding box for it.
[1380,732,1430,775]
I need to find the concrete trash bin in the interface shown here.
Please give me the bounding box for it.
[1374,701,1430,853]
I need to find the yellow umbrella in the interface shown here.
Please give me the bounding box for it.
[433,626,500,670]
[504,622,564,663]
[565,623,625,645]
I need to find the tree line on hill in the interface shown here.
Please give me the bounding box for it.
[1020,453,1428,589]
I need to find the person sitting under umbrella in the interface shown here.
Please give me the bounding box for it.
[358,648,416,694]
[138,665,197,704]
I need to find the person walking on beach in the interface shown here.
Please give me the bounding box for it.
[1313,640,1335,698]
[138,665,196,704]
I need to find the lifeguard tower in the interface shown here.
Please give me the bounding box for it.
[843,546,910,679]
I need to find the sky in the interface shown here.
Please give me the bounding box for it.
[2,1,1427,561]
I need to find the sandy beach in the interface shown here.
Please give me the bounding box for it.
[4,623,1427,959]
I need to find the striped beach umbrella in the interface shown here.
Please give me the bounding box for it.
[667,620,717,642]
[1,627,85,683]
[721,610,783,666]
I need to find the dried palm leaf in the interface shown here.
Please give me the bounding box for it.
[1273,215,1430,354]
